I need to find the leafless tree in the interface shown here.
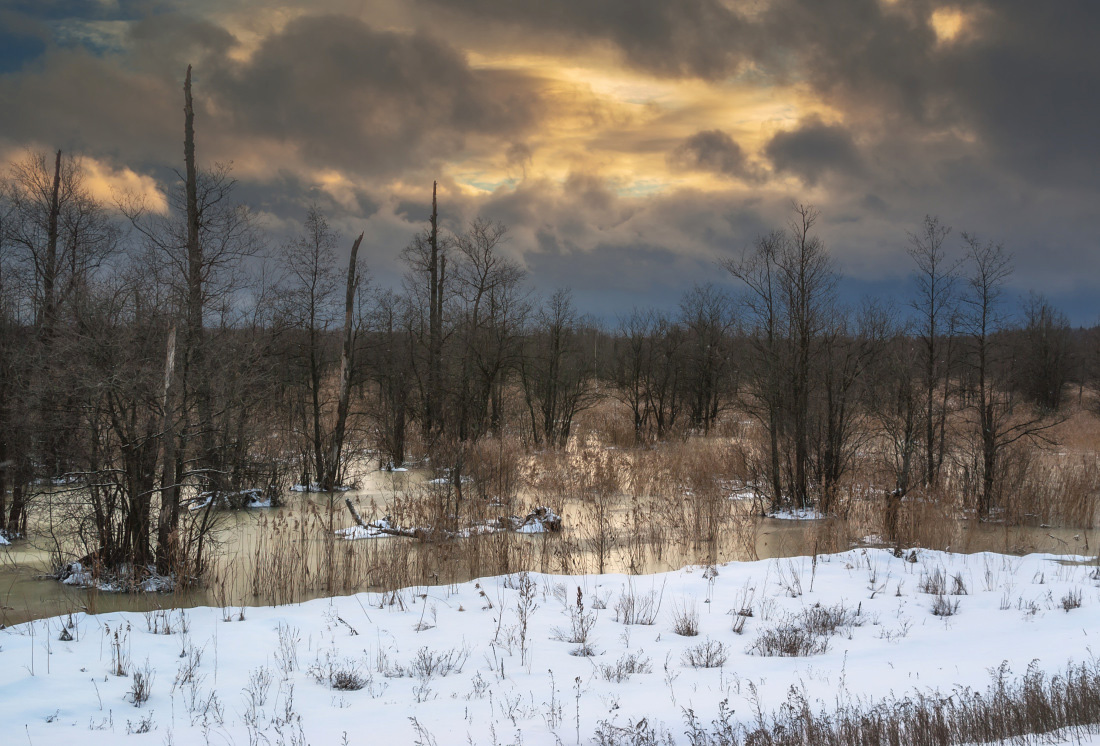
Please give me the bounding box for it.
[678,284,736,434]
[520,289,599,448]
[451,217,528,441]
[726,205,837,512]
[960,233,1062,516]
[907,215,959,488]
[1013,293,1071,413]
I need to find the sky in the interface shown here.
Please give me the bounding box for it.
[1,0,1097,323]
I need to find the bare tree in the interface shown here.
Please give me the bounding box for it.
[402,183,453,443]
[724,230,785,511]
[678,284,736,434]
[0,150,117,534]
[907,215,959,488]
[810,301,881,513]
[1013,293,1071,413]
[520,289,599,448]
[451,218,527,441]
[120,67,262,571]
[364,288,416,468]
[277,207,341,488]
[960,234,1062,516]
[726,205,838,512]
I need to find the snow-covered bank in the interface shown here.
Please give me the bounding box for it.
[1,548,1098,745]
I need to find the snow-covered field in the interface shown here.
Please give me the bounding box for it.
[2,548,1098,745]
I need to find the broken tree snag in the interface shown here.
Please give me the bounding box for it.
[182,64,217,494]
[41,149,62,341]
[324,232,364,492]
[427,180,443,436]
[156,325,179,571]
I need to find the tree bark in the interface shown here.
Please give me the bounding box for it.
[323,233,363,491]
[156,326,178,571]
[41,150,62,341]
[183,65,218,495]
[427,181,443,436]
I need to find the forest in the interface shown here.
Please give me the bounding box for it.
[0,71,1097,595]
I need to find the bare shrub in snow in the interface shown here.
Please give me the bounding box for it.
[681,638,729,668]
[1061,588,1083,611]
[598,652,653,682]
[593,716,671,746]
[552,587,598,656]
[931,594,960,617]
[614,581,664,625]
[748,623,829,657]
[919,568,947,594]
[800,602,863,637]
[128,659,155,706]
[409,645,469,679]
[275,622,300,676]
[670,599,700,637]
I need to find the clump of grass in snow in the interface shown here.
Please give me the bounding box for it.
[670,599,700,637]
[681,638,729,668]
[598,652,653,682]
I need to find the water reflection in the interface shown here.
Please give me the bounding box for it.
[1,466,1095,628]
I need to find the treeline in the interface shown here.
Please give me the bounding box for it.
[0,73,1097,578]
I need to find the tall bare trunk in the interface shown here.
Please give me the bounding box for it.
[323,233,364,491]
[156,326,178,571]
[427,181,443,436]
[183,65,218,494]
[41,150,61,340]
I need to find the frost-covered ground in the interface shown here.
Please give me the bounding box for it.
[1,548,1098,745]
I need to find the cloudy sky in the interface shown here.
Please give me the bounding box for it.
[2,0,1097,321]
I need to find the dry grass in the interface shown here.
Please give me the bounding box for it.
[679,658,1100,746]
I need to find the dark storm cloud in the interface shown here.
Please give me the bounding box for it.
[0,10,545,180]
[2,0,1098,321]
[424,0,1100,191]
[940,2,1100,187]
[756,0,1100,188]
[0,45,180,161]
[418,0,754,79]
[206,14,543,174]
[765,117,862,185]
[669,130,752,180]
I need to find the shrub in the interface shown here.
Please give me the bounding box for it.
[1062,588,1083,611]
[598,652,653,682]
[931,595,960,617]
[671,601,700,637]
[748,624,829,657]
[681,638,729,668]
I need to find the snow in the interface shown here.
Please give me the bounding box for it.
[2,548,1098,745]
[337,507,562,541]
[768,507,828,520]
[0,532,9,546]
[58,563,178,593]
[290,483,352,493]
[188,488,272,511]
[334,517,398,540]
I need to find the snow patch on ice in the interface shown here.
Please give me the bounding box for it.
[769,508,827,520]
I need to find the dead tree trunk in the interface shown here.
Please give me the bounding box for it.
[156,326,178,571]
[323,233,363,491]
[426,181,444,437]
[183,65,218,496]
[41,150,61,341]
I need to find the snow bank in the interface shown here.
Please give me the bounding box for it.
[2,549,1098,745]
